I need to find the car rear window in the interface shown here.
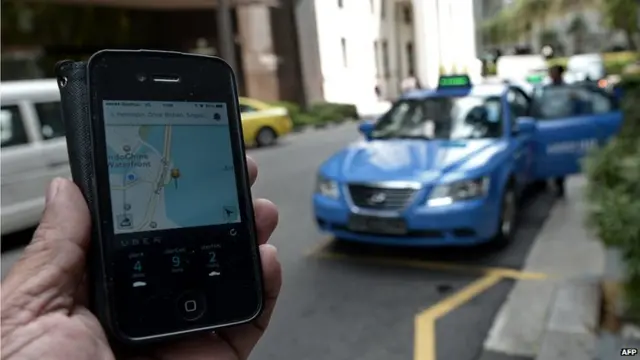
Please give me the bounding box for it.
[0,105,29,148]
[34,101,65,140]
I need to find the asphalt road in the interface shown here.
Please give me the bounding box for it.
[1,122,556,360]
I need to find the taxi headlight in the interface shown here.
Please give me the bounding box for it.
[427,177,490,207]
[316,175,339,199]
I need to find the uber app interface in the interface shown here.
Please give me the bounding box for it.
[103,101,240,235]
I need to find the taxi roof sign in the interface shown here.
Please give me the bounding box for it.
[526,74,544,84]
[438,75,472,88]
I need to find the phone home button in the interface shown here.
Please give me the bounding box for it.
[176,291,206,321]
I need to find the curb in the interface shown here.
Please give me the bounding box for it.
[536,276,601,360]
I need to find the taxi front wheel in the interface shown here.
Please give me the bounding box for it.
[493,187,518,248]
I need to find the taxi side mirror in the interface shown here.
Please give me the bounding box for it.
[513,117,537,135]
[358,120,375,140]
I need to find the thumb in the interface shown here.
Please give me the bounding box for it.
[2,178,91,315]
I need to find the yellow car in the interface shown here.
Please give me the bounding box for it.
[238,97,293,147]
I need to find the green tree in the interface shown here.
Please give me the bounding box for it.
[491,8,520,44]
[539,29,564,55]
[515,0,551,45]
[567,14,589,54]
[600,0,639,50]
[482,0,600,50]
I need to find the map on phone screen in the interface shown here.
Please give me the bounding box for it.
[103,100,241,234]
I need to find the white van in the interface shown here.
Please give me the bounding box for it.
[496,54,548,82]
[1,79,69,236]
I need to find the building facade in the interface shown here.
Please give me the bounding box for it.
[1,0,306,104]
[294,0,479,113]
[3,0,485,111]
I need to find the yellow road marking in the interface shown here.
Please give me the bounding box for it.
[414,274,504,360]
[304,236,335,256]
[306,238,550,360]
[312,249,548,281]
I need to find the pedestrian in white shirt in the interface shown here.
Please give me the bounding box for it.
[401,71,421,93]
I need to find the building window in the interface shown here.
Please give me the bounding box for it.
[35,102,65,140]
[341,38,348,67]
[381,39,389,77]
[406,42,415,76]
[338,0,343,8]
[402,5,412,24]
[381,0,386,19]
[374,41,380,76]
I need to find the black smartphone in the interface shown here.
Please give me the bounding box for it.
[86,50,263,343]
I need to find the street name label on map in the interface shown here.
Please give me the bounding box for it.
[108,153,151,169]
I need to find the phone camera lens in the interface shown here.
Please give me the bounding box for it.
[136,74,147,82]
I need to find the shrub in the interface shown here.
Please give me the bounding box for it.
[270,101,309,127]
[294,113,320,126]
[334,103,359,120]
[271,101,301,118]
[585,137,640,318]
[270,101,358,127]
[307,102,359,123]
[616,75,640,135]
[584,72,640,318]
[584,137,640,247]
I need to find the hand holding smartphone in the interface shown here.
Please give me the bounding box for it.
[58,50,264,344]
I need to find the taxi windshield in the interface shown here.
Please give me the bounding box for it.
[371,96,503,140]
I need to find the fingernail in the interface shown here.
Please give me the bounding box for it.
[264,244,278,254]
[45,178,62,204]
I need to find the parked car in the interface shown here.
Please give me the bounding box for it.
[238,97,293,147]
[566,53,608,88]
[1,79,68,236]
[497,54,547,83]
[312,75,622,248]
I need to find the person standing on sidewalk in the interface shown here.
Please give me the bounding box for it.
[401,70,421,94]
[546,64,568,197]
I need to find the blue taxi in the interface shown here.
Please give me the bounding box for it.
[312,75,623,247]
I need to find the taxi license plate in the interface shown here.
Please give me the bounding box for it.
[348,215,407,235]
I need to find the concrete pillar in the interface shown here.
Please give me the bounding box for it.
[294,0,324,105]
[236,5,280,102]
[412,0,441,89]
[412,0,478,86]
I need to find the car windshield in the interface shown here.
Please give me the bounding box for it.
[371,96,503,140]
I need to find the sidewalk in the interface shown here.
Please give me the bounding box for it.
[483,176,606,359]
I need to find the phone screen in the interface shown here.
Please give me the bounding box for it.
[88,52,262,341]
[103,101,240,233]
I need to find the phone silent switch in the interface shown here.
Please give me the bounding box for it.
[176,291,207,321]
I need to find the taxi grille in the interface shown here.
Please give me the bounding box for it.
[347,184,417,210]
